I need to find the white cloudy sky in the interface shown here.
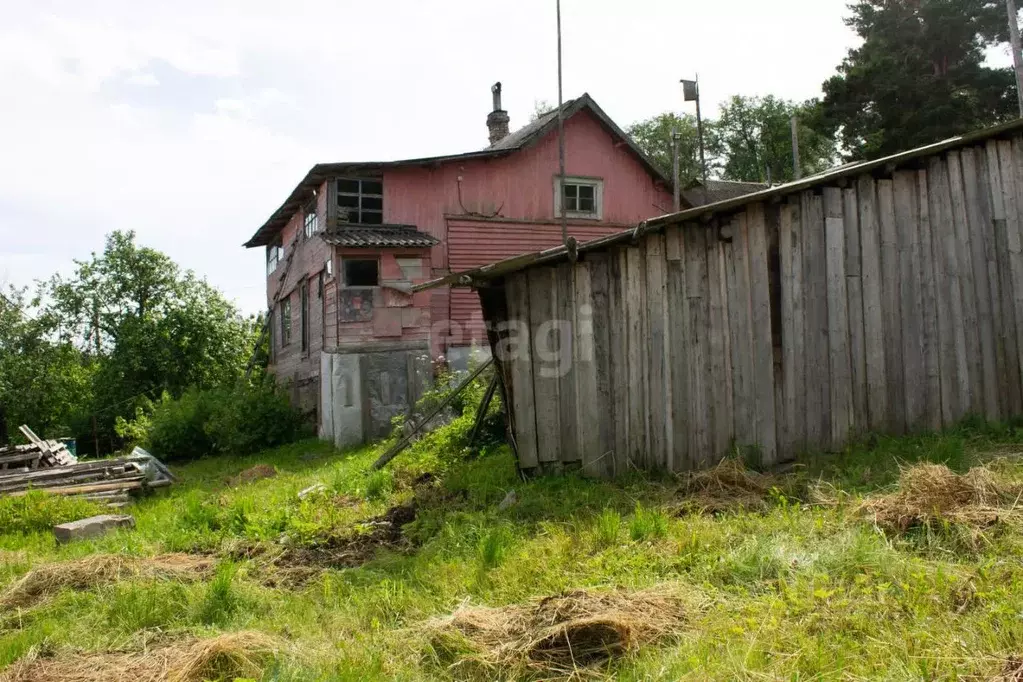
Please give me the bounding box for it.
[0,0,970,314]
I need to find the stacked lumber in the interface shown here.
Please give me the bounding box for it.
[0,430,174,507]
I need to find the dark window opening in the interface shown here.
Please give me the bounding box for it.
[300,279,309,352]
[344,259,379,287]
[337,178,384,225]
[317,270,324,298]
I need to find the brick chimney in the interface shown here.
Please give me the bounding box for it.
[486,82,510,146]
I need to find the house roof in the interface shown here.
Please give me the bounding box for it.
[683,179,770,206]
[412,116,1023,293]
[244,94,672,248]
[321,225,439,249]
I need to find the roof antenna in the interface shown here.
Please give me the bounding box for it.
[556,0,575,263]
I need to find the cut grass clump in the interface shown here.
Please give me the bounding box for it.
[628,504,668,542]
[0,631,281,682]
[592,508,622,548]
[424,585,689,678]
[0,554,214,610]
[676,456,782,514]
[858,462,1023,532]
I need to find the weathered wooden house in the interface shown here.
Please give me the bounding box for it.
[420,119,1023,476]
[244,84,680,447]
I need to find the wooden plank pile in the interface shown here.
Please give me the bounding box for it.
[0,426,174,508]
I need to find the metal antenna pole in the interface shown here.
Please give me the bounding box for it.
[557,0,568,248]
[694,74,709,205]
[791,114,802,180]
[671,127,681,212]
[1008,0,1023,116]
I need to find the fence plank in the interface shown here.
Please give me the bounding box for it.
[1001,138,1023,417]
[505,275,538,469]
[961,147,1000,418]
[608,248,630,476]
[824,188,852,446]
[665,226,689,472]
[624,246,648,469]
[707,226,732,456]
[584,253,615,477]
[916,169,943,431]
[728,214,755,453]
[802,191,829,449]
[779,202,799,451]
[987,140,1022,416]
[893,171,925,430]
[555,263,578,462]
[949,151,982,416]
[573,261,601,475]
[644,233,669,469]
[878,179,906,433]
[749,203,778,463]
[686,226,711,466]
[529,267,561,463]
[977,145,1010,417]
[843,187,868,433]
[858,175,888,430]
[928,156,959,425]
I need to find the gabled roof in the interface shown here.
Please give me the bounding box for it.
[244,94,671,248]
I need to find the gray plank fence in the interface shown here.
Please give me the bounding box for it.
[479,134,1023,476]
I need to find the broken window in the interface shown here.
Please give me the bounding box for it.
[343,258,379,287]
[554,176,603,219]
[280,296,292,346]
[266,241,284,275]
[303,202,318,238]
[337,178,384,225]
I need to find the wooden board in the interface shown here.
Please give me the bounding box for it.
[823,188,852,446]
[644,233,670,468]
[948,151,982,416]
[707,223,732,457]
[857,175,888,430]
[916,169,943,431]
[504,275,538,469]
[665,226,690,472]
[928,156,959,425]
[842,187,868,433]
[528,267,562,463]
[625,246,648,469]
[573,260,602,476]
[892,171,925,430]
[608,248,630,475]
[878,178,906,433]
[802,191,829,449]
[685,226,711,467]
[727,214,755,454]
[961,147,1001,418]
[1002,138,1023,419]
[747,203,778,463]
[555,263,578,462]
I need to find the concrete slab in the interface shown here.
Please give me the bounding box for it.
[54,514,135,544]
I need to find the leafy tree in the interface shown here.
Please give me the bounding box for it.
[712,95,837,183]
[0,288,92,443]
[821,0,1016,160]
[627,112,716,185]
[42,231,253,444]
[531,99,557,122]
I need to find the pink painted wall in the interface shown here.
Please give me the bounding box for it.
[382,109,673,350]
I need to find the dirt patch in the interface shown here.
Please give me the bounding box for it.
[675,457,781,514]
[858,463,1023,532]
[0,631,280,682]
[424,585,688,679]
[227,464,278,487]
[0,554,214,610]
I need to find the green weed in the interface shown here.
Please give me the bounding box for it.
[593,507,623,548]
[628,503,668,542]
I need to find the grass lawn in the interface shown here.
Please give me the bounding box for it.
[4,419,1023,680]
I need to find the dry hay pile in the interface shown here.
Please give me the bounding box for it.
[859,463,1023,532]
[0,631,279,682]
[425,585,687,678]
[0,554,214,610]
[226,464,278,487]
[676,457,780,514]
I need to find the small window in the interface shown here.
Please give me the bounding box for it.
[317,270,324,298]
[554,176,603,220]
[343,259,379,287]
[303,202,318,238]
[336,178,384,225]
[266,242,284,275]
[300,280,309,352]
[280,296,292,346]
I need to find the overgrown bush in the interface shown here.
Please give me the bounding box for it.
[144,380,306,460]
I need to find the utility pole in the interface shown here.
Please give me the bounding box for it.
[671,127,681,212]
[791,114,802,180]
[681,76,708,204]
[556,0,568,248]
[1008,0,1023,116]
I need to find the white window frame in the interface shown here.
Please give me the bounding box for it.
[266,243,284,275]
[554,176,603,220]
[303,205,318,238]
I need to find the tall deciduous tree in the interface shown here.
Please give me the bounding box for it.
[821,0,1016,160]
[712,96,837,183]
[627,112,715,187]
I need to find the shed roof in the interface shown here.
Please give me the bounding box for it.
[414,116,1023,293]
[683,179,770,206]
[322,225,439,249]
[244,94,672,248]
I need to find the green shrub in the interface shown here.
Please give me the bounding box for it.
[629,503,669,542]
[197,561,241,625]
[364,470,394,501]
[593,507,623,548]
[145,380,306,460]
[0,491,104,535]
[477,526,513,569]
